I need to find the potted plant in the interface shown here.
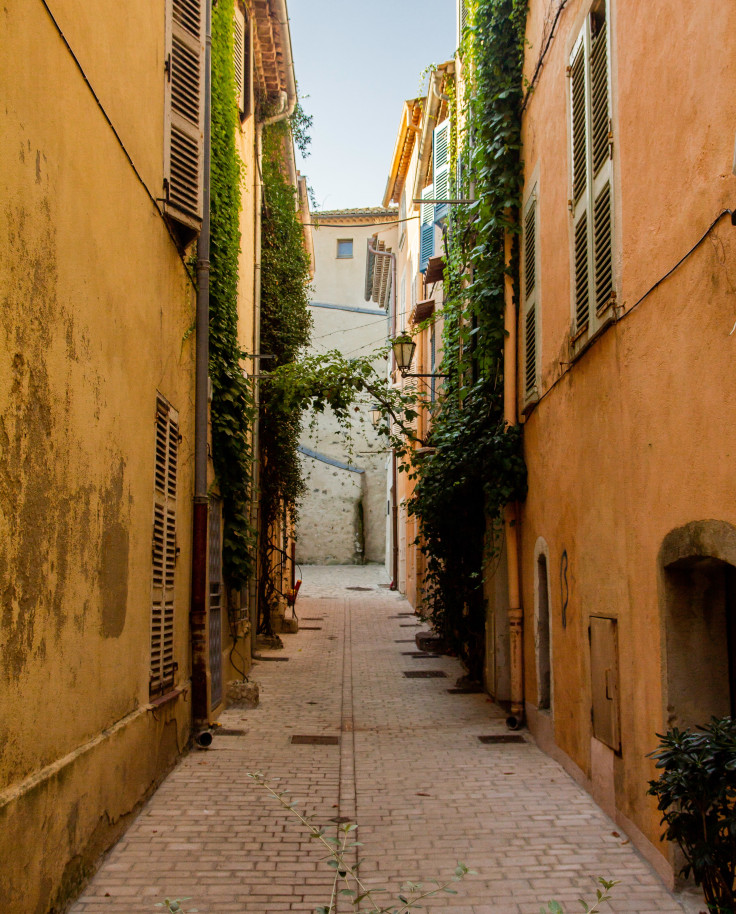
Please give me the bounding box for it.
[648,717,736,912]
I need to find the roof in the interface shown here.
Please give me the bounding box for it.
[382,100,424,208]
[313,207,399,225]
[251,0,289,101]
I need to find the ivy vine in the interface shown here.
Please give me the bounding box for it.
[406,0,529,681]
[209,0,256,589]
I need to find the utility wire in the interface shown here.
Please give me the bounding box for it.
[521,0,570,114]
[38,0,196,287]
[532,207,735,411]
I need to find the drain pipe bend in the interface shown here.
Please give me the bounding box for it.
[503,225,524,730]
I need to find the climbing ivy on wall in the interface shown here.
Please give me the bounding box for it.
[209,0,256,589]
[407,0,528,681]
[256,121,314,633]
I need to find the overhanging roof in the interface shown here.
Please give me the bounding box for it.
[382,100,423,208]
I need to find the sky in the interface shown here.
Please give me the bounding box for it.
[288,0,457,212]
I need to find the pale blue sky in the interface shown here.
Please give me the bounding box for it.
[288,0,457,211]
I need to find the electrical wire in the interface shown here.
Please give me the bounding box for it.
[38,0,196,287]
[520,0,570,114]
[532,207,735,412]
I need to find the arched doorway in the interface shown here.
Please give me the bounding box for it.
[660,521,736,731]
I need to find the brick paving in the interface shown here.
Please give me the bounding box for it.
[71,565,694,914]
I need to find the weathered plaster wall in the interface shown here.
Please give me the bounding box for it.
[517,0,736,876]
[296,217,395,566]
[0,3,195,909]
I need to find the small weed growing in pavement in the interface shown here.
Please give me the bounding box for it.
[155,899,196,913]
[540,877,618,913]
[247,771,474,913]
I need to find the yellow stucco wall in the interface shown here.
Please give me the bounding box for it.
[518,0,736,870]
[0,3,196,909]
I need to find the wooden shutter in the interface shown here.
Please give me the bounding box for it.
[433,120,451,221]
[420,184,435,272]
[233,4,251,120]
[523,194,539,401]
[150,396,179,697]
[164,0,204,231]
[208,498,223,710]
[569,5,614,341]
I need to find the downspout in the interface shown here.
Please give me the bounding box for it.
[503,225,524,729]
[190,0,212,726]
[249,0,297,658]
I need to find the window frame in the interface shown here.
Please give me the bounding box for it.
[336,238,354,259]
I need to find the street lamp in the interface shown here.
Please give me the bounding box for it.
[369,404,382,428]
[391,335,449,379]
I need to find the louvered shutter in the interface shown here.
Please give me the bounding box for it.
[523,194,539,402]
[433,120,451,221]
[150,396,179,697]
[569,7,614,342]
[164,0,204,231]
[233,6,245,115]
[420,184,435,272]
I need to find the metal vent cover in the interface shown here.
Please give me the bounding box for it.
[478,735,526,745]
[291,735,339,745]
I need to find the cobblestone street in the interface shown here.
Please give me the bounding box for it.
[72,566,693,914]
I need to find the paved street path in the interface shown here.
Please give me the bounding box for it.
[72,565,691,914]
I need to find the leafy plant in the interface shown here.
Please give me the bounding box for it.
[405,0,528,680]
[247,772,473,913]
[648,717,736,912]
[540,877,618,913]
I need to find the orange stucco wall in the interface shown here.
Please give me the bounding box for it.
[518,0,736,869]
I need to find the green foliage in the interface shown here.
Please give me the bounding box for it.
[257,120,314,632]
[406,0,528,679]
[210,0,256,588]
[648,718,736,912]
[540,877,618,914]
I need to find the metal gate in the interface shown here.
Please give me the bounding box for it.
[208,498,223,709]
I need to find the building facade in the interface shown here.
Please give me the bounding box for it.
[0,0,302,909]
[515,0,736,883]
[296,210,395,567]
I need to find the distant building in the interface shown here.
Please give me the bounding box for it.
[297,209,396,566]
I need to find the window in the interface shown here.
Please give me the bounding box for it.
[569,3,614,346]
[164,0,205,239]
[433,120,451,222]
[522,189,540,406]
[150,395,179,697]
[233,3,252,121]
[337,239,353,259]
[419,185,434,271]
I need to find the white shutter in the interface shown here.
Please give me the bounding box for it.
[522,193,539,404]
[420,184,435,272]
[164,0,204,232]
[433,120,451,221]
[150,396,179,697]
[569,6,614,344]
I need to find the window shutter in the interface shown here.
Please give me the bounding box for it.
[420,184,435,272]
[233,4,251,120]
[150,396,179,697]
[164,0,204,232]
[433,120,451,221]
[523,195,539,401]
[569,5,614,340]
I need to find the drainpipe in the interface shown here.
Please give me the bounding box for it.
[368,242,399,587]
[503,225,524,729]
[249,0,297,658]
[190,0,212,727]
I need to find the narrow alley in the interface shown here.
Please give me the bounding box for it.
[72,567,688,914]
